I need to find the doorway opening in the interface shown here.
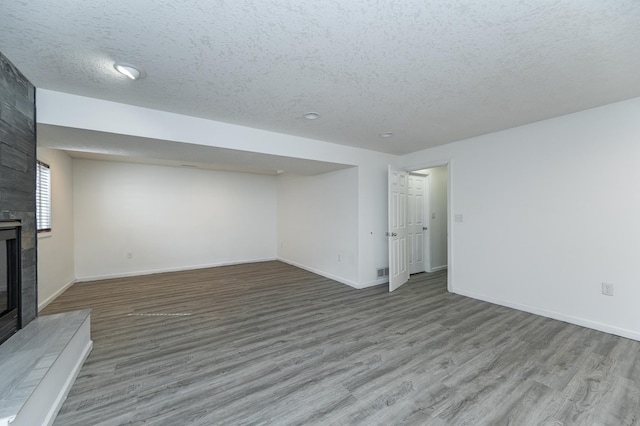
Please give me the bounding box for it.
[388,161,451,292]
[409,166,448,275]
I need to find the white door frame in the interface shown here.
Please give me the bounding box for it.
[401,159,453,293]
[408,172,429,275]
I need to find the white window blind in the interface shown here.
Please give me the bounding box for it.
[36,160,51,232]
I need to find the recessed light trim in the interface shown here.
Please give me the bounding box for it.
[114,63,144,80]
[379,132,394,138]
[304,112,320,120]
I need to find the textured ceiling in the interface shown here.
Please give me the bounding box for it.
[2,0,640,156]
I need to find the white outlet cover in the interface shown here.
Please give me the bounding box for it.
[455,214,464,223]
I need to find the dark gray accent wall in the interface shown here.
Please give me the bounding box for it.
[0,51,37,326]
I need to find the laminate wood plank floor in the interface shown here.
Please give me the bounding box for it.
[41,261,640,425]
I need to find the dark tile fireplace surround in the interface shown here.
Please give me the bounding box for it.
[0,51,93,426]
[0,51,37,344]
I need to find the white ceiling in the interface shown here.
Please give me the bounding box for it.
[2,0,640,163]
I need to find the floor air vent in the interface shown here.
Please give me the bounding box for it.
[376,267,389,278]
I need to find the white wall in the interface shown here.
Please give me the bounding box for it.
[34,88,640,341]
[36,147,75,310]
[277,167,359,286]
[401,96,640,340]
[37,90,396,287]
[357,156,396,286]
[429,166,448,270]
[73,159,277,280]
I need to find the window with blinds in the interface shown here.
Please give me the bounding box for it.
[36,160,51,232]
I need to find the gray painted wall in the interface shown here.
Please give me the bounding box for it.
[0,51,37,326]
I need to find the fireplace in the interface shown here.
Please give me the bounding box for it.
[0,221,21,344]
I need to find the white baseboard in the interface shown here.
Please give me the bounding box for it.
[38,279,77,312]
[75,257,278,283]
[72,257,384,292]
[277,258,368,289]
[430,265,447,272]
[453,288,640,342]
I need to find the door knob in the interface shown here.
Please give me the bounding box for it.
[423,227,428,230]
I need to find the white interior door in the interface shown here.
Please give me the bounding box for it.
[408,174,426,274]
[388,166,409,292]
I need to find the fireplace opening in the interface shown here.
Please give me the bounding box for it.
[0,221,21,345]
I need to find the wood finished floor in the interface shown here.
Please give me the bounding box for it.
[42,261,640,425]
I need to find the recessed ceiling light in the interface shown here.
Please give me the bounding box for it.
[304,112,320,120]
[114,63,144,80]
[379,132,393,138]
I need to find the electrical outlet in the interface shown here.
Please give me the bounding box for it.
[601,283,614,296]
[127,252,133,259]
